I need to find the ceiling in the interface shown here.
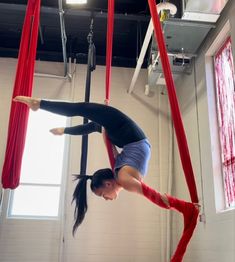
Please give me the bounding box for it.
[0,0,182,68]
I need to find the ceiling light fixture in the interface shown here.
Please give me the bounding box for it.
[66,0,87,4]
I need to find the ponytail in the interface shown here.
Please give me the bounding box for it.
[72,168,114,235]
[72,174,92,236]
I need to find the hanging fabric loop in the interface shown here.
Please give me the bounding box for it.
[80,18,96,175]
[1,0,41,189]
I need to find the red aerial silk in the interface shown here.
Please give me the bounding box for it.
[1,0,41,189]
[148,0,198,204]
[103,0,116,170]
[105,0,115,106]
[147,0,199,261]
[105,0,199,261]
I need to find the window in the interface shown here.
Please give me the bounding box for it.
[8,110,67,219]
[213,37,235,208]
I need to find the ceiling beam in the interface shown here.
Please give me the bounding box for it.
[0,3,150,22]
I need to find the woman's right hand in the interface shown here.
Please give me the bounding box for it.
[50,127,65,135]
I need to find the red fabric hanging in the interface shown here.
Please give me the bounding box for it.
[105,0,115,105]
[147,0,198,204]
[147,0,199,261]
[104,0,116,170]
[103,0,199,260]
[1,0,41,189]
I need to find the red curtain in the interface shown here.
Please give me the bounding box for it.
[1,0,41,189]
[214,37,235,207]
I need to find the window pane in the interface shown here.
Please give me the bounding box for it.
[10,185,60,217]
[20,111,66,184]
[214,37,235,208]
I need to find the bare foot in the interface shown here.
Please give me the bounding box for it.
[13,96,41,111]
[50,127,65,135]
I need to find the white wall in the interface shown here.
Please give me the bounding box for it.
[173,1,235,261]
[0,59,172,261]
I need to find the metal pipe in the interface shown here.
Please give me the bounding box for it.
[34,72,68,79]
[58,57,76,262]
[34,60,73,81]
[39,24,44,45]
[58,0,68,77]
[127,19,153,93]
[166,121,174,261]
[136,21,139,61]
[127,3,177,94]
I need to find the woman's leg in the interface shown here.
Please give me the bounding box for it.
[40,100,122,129]
[40,100,147,146]
[14,96,127,130]
[13,96,146,146]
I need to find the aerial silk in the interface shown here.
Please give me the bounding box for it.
[1,0,41,189]
[148,0,198,204]
[104,1,199,261]
[80,20,96,175]
[103,0,116,170]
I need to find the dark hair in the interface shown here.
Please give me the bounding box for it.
[72,168,114,235]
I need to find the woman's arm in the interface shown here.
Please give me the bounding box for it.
[116,166,169,206]
[116,166,143,195]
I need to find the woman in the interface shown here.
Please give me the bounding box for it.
[13,96,199,238]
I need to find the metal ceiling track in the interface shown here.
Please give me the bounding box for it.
[58,0,68,78]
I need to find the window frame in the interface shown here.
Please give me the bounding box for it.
[213,36,235,209]
[205,20,235,212]
[7,110,70,220]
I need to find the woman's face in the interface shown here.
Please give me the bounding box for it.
[93,180,119,201]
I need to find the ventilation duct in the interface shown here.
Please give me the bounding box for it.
[145,18,215,91]
[182,0,229,22]
[129,0,228,94]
